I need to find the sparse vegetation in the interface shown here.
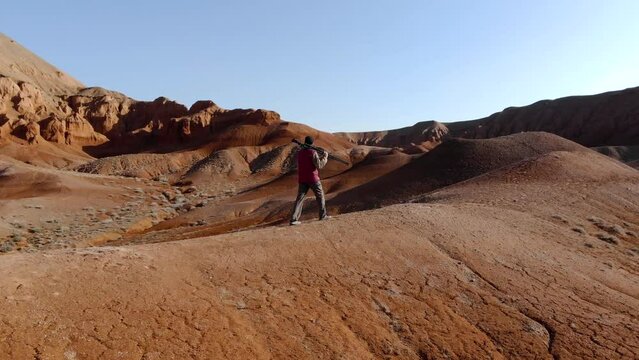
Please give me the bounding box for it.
[552,214,569,224]
[596,233,619,245]
[27,227,41,234]
[0,241,14,253]
[571,226,586,234]
[588,216,625,235]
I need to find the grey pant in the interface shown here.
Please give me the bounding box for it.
[290,182,327,222]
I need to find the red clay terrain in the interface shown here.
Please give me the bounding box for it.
[1,32,639,359]
[1,148,638,359]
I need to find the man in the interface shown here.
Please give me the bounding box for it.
[290,136,329,225]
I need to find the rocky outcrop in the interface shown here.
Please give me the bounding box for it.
[0,35,288,155]
[24,120,41,144]
[65,113,109,146]
[0,114,9,137]
[0,76,20,113]
[12,82,47,116]
[0,70,286,153]
[40,114,68,144]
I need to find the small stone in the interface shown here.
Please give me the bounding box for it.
[182,186,197,194]
[161,191,175,200]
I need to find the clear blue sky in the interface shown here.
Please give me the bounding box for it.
[3,1,639,132]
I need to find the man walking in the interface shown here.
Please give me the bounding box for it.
[290,136,329,225]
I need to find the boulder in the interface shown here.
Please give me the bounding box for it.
[40,114,67,144]
[25,120,41,144]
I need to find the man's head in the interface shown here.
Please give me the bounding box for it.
[304,136,314,145]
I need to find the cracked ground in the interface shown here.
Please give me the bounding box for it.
[1,151,639,359]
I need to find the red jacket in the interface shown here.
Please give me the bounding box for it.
[297,148,327,183]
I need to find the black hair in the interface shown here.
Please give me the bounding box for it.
[304,136,313,145]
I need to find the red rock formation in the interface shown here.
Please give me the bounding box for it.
[40,113,66,143]
[24,120,41,144]
[65,113,108,146]
[0,71,289,158]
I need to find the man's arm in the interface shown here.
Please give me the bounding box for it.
[312,150,329,169]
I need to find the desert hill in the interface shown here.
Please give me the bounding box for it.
[429,87,639,148]
[2,33,639,359]
[1,143,638,359]
[0,33,83,95]
[340,86,639,168]
[337,120,449,151]
[0,34,353,185]
[594,145,639,169]
[446,87,639,147]
[329,132,584,213]
[113,146,413,243]
[109,132,623,246]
